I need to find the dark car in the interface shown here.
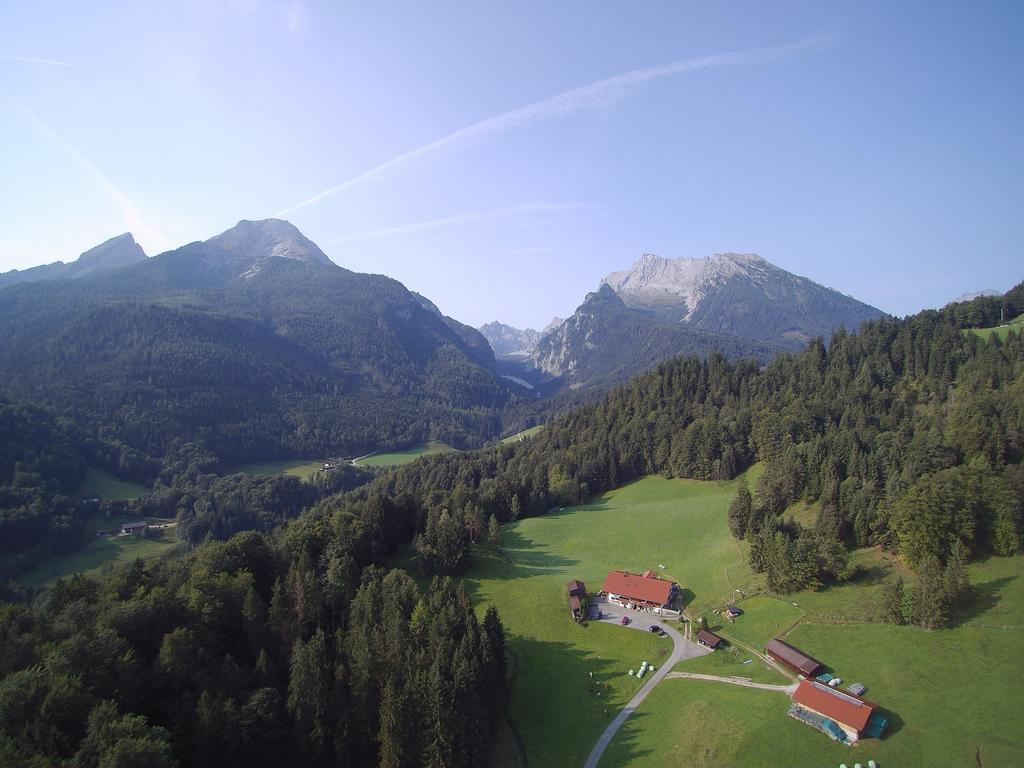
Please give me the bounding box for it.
[648,624,663,633]
[619,616,630,625]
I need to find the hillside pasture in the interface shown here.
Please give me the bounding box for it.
[19,515,180,588]
[601,553,1024,767]
[355,440,456,467]
[467,470,763,766]
[233,458,329,479]
[78,466,149,500]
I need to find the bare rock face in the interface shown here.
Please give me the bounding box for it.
[207,219,333,276]
[601,253,883,348]
[478,316,567,360]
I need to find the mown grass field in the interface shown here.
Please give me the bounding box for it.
[464,469,764,767]
[500,425,545,444]
[18,515,180,588]
[968,313,1024,342]
[233,458,329,479]
[603,552,1024,767]
[78,466,149,500]
[355,440,456,467]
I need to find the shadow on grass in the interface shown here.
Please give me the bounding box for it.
[596,709,655,767]
[504,636,657,768]
[877,707,906,741]
[949,575,1017,627]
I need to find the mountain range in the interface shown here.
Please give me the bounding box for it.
[0,219,514,472]
[481,252,884,390]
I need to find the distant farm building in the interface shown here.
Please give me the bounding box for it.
[567,579,587,621]
[725,605,743,619]
[601,570,677,614]
[765,638,824,677]
[697,629,725,649]
[789,679,888,744]
[120,521,148,537]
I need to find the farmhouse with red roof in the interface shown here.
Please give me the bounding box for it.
[601,569,677,613]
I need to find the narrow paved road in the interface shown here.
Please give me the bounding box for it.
[666,671,797,693]
[582,603,708,768]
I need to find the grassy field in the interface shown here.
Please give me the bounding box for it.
[78,466,149,500]
[500,425,545,444]
[672,645,788,685]
[354,440,456,467]
[602,552,1024,767]
[18,515,180,588]
[460,469,765,767]
[233,458,330,479]
[968,313,1024,342]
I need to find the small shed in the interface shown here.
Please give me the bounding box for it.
[726,605,743,619]
[697,629,724,649]
[566,579,587,597]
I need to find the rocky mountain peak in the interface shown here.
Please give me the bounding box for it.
[207,219,333,269]
[74,233,147,275]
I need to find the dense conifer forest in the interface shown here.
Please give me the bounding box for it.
[0,283,1020,766]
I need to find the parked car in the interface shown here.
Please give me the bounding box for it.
[619,616,630,625]
[648,624,664,634]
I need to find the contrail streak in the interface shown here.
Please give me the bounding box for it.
[24,109,170,253]
[275,36,827,217]
[1,55,71,66]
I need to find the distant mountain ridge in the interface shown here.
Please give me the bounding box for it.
[479,317,565,360]
[0,233,147,289]
[602,252,883,348]
[530,283,777,385]
[0,219,514,467]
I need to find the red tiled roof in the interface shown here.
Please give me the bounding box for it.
[792,679,876,732]
[568,595,582,611]
[601,571,673,605]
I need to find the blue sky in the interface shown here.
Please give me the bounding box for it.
[1,1,1021,329]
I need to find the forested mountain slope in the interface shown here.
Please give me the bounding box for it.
[367,282,1024,585]
[0,220,515,476]
[0,283,1019,768]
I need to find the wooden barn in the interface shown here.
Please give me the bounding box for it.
[697,629,724,649]
[566,579,587,621]
[765,638,824,677]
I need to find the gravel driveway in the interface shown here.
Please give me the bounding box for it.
[582,599,709,768]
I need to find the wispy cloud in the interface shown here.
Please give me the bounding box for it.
[275,36,827,217]
[324,202,599,245]
[0,54,71,67]
[24,109,170,253]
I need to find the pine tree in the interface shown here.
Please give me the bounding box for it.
[487,515,501,546]
[881,576,907,624]
[728,478,753,539]
[911,556,950,629]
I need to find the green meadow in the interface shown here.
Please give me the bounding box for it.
[355,440,456,467]
[463,469,763,767]
[500,425,545,444]
[603,552,1024,767]
[78,466,149,500]
[460,465,1024,767]
[968,313,1024,342]
[19,515,180,589]
[234,458,330,479]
